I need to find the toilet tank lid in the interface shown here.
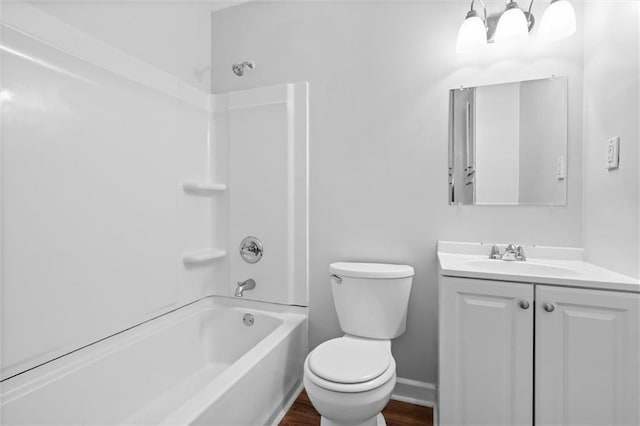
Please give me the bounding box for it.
[330,262,414,279]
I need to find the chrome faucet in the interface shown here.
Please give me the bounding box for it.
[489,244,527,261]
[234,279,256,297]
[501,244,526,261]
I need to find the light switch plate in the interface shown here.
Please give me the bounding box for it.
[605,137,620,170]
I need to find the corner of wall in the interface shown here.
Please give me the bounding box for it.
[582,1,640,279]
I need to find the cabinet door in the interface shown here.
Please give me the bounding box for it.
[439,277,534,426]
[536,285,640,426]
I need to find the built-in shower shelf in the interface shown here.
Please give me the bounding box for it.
[182,182,227,195]
[182,248,226,265]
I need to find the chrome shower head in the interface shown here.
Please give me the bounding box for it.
[232,61,255,77]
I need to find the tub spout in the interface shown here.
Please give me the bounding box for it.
[235,279,256,297]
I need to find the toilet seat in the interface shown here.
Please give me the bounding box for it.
[309,338,391,384]
[304,338,396,393]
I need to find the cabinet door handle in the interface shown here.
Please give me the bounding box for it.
[543,303,555,312]
[519,300,530,310]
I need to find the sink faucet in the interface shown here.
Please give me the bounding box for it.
[501,244,526,261]
[234,279,256,297]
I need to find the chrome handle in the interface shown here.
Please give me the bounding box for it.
[330,274,342,284]
[239,236,263,264]
[489,245,501,259]
[519,300,530,310]
[543,303,555,312]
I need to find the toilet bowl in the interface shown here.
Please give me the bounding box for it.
[304,336,397,426]
[303,262,414,426]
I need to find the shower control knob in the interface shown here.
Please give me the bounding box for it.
[519,300,530,310]
[239,236,263,264]
[543,303,555,312]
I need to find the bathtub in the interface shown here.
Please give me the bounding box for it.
[0,296,308,425]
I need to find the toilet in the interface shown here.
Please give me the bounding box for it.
[303,262,414,426]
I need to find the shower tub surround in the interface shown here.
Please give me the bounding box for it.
[1,3,309,425]
[1,297,307,425]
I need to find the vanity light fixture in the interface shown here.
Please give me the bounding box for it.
[537,0,576,41]
[456,0,575,51]
[494,1,532,43]
[456,0,488,53]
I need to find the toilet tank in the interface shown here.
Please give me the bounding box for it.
[329,262,414,339]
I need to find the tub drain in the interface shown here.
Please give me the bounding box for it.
[243,313,254,326]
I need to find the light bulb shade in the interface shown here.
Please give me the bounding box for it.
[495,5,529,43]
[538,0,576,41]
[456,15,487,52]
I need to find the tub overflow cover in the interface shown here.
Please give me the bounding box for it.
[243,313,255,326]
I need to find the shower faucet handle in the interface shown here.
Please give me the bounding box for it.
[239,236,263,264]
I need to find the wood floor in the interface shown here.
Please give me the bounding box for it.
[279,390,433,426]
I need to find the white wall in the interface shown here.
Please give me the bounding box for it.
[582,1,640,279]
[475,83,520,205]
[211,0,584,385]
[29,0,246,92]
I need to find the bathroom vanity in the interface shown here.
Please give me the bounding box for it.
[437,241,640,426]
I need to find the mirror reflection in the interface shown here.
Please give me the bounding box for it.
[449,76,568,206]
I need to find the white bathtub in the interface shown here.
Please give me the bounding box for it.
[0,297,308,425]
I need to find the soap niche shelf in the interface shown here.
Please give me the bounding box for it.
[182,181,227,195]
[181,180,226,266]
[182,248,226,265]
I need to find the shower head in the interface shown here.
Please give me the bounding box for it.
[232,61,255,77]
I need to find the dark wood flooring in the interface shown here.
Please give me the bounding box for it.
[279,390,433,426]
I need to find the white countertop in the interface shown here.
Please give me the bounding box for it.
[437,241,640,293]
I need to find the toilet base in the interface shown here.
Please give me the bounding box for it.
[320,413,386,426]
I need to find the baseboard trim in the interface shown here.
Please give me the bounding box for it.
[391,377,437,408]
[270,381,304,426]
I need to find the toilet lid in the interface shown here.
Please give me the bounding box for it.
[330,262,414,279]
[308,338,391,384]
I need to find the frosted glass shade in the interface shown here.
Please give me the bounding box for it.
[456,15,487,52]
[495,6,529,43]
[538,0,576,41]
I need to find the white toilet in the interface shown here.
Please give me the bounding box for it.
[303,262,414,426]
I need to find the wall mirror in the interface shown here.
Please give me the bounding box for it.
[448,76,568,206]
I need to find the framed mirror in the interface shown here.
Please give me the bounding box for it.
[448,76,568,206]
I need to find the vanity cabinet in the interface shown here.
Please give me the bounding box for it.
[439,276,640,426]
[439,277,534,426]
[535,285,640,426]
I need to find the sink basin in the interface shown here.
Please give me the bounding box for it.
[437,242,640,292]
[459,259,579,278]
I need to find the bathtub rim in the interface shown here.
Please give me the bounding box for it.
[158,299,307,425]
[0,296,307,406]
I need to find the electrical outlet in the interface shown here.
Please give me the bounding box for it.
[556,156,566,180]
[605,137,620,170]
